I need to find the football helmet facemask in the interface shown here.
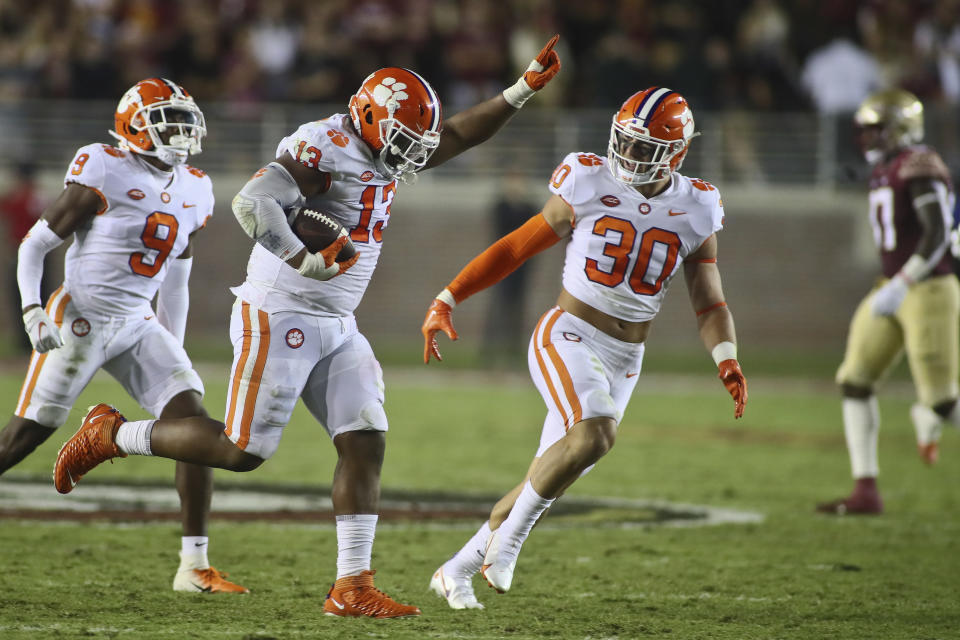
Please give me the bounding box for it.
[608,87,698,185]
[854,88,923,165]
[110,78,206,166]
[349,68,442,181]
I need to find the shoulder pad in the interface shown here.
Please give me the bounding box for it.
[898,149,951,183]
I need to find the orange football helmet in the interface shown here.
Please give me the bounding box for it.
[109,78,206,166]
[349,68,442,180]
[608,87,698,185]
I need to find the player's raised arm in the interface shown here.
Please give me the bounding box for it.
[683,234,747,418]
[17,183,103,353]
[424,35,561,169]
[422,194,572,363]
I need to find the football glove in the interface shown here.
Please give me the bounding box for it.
[502,34,562,108]
[870,274,909,316]
[717,359,747,419]
[23,306,64,353]
[422,298,458,363]
[296,235,359,281]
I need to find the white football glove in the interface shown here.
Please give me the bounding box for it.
[22,306,64,353]
[871,275,909,316]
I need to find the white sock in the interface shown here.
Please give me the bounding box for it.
[335,514,377,579]
[444,521,491,578]
[179,536,209,570]
[496,482,554,557]
[115,420,155,456]
[911,403,943,445]
[843,396,880,478]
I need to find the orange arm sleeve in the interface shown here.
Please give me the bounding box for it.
[447,213,561,304]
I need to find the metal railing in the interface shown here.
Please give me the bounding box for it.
[1,99,957,188]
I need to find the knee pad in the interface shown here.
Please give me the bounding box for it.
[34,404,70,429]
[583,389,619,422]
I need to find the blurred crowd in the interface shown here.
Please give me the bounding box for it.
[1,0,959,114]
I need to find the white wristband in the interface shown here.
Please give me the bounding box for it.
[711,341,737,366]
[899,254,930,284]
[502,78,536,109]
[436,288,456,308]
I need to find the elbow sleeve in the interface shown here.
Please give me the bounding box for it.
[232,162,307,261]
[17,219,63,309]
[157,257,192,345]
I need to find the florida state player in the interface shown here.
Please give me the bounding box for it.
[818,89,959,515]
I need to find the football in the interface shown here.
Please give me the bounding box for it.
[290,208,356,261]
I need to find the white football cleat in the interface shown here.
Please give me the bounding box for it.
[429,565,484,609]
[911,403,943,465]
[480,530,517,593]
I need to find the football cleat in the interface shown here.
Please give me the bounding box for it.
[429,565,484,610]
[815,492,883,515]
[480,530,517,593]
[323,570,421,618]
[174,566,249,594]
[53,403,127,494]
[910,403,942,465]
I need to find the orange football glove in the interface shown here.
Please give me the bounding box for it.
[422,299,458,364]
[296,235,359,280]
[503,34,562,108]
[523,34,562,91]
[717,359,747,419]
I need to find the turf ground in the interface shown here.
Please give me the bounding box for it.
[0,357,958,639]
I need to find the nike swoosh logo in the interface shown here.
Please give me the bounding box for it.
[182,203,196,208]
[194,542,207,547]
[329,597,345,610]
[67,470,77,488]
[668,209,686,216]
[144,315,153,321]
[626,372,639,378]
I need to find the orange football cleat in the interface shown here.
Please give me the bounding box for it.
[53,403,127,494]
[323,570,421,618]
[173,567,250,594]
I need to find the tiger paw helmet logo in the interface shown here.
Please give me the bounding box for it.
[372,77,409,115]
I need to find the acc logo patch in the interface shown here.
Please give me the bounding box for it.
[638,203,652,215]
[71,318,91,337]
[600,195,621,207]
[160,192,171,203]
[562,332,582,342]
[360,171,375,182]
[127,189,146,200]
[285,328,304,349]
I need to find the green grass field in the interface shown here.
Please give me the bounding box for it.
[0,357,958,639]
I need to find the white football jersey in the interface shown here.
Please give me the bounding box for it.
[234,114,397,316]
[549,152,724,321]
[62,143,213,317]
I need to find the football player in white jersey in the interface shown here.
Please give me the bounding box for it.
[54,38,563,617]
[2,78,248,593]
[420,87,749,608]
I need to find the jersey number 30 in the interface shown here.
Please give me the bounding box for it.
[585,216,681,295]
[130,211,179,277]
